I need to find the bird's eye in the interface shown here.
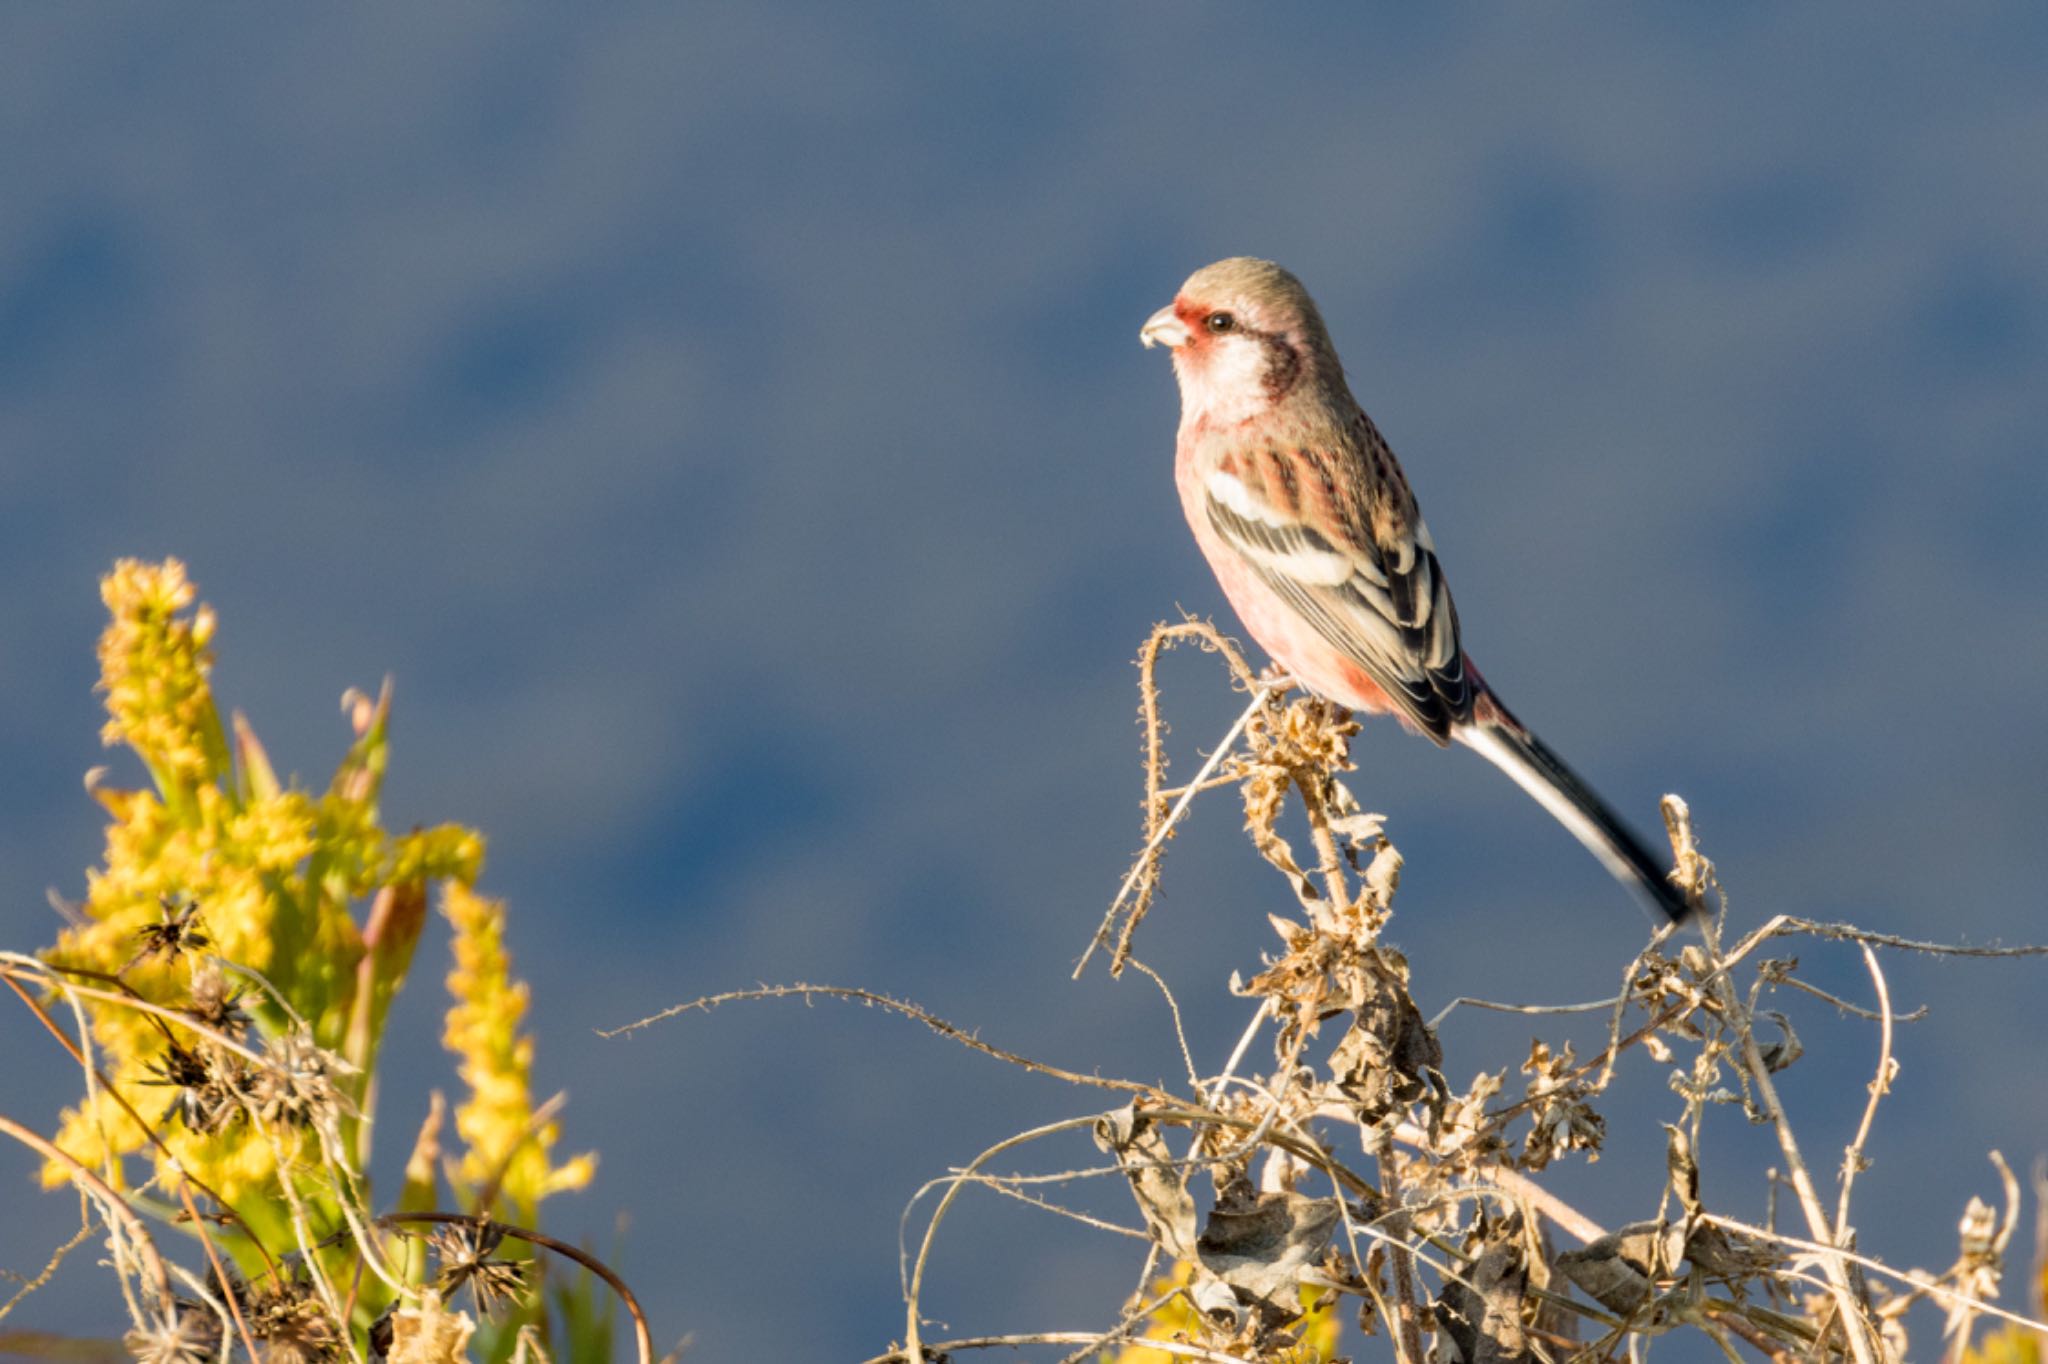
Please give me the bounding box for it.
[1204,311,1236,334]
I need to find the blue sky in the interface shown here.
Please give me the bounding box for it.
[5,7,2047,1360]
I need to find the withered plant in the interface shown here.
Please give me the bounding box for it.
[625,618,2048,1364]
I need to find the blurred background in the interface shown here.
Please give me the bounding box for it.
[4,7,2046,1360]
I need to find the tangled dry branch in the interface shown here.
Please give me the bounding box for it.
[613,617,2048,1364]
[883,621,2048,1364]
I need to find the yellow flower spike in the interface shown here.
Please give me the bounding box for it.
[225,791,320,874]
[44,560,496,1233]
[442,883,595,1219]
[388,824,487,889]
[96,558,231,802]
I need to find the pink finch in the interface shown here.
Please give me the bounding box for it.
[1142,257,1688,924]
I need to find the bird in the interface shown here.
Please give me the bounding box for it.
[1140,256,1689,924]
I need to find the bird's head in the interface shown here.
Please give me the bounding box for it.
[1140,257,1342,426]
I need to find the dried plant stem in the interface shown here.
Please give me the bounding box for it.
[1206,1061,1316,1173]
[1773,972,1927,1024]
[1055,1283,1185,1364]
[604,983,1160,1097]
[1427,992,1624,1030]
[1942,1152,2024,1364]
[1144,1104,1379,1202]
[1833,942,1894,1237]
[1371,1128,1428,1364]
[1298,778,1353,917]
[1077,619,1261,979]
[160,1262,240,1360]
[378,1213,655,1364]
[4,954,134,1231]
[654,636,2048,1364]
[862,1330,1255,1364]
[174,1178,262,1361]
[1698,1297,1813,1362]
[3,961,265,1262]
[1384,1120,1605,1246]
[1126,958,1203,1095]
[305,1117,409,1301]
[1211,1003,1270,1103]
[1703,1211,2048,1338]
[0,1112,174,1320]
[1761,919,2048,959]
[1700,913,1880,1364]
[252,1119,362,1363]
[1085,684,1272,978]
[1595,920,1685,1089]
[913,1170,1148,1240]
[16,970,271,1068]
[215,956,311,1033]
[899,1115,1108,1363]
[0,1217,95,1325]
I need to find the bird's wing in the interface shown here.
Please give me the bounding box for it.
[1201,443,1472,742]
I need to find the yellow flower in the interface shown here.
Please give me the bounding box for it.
[442,883,596,1217]
[96,558,227,794]
[388,824,487,889]
[43,560,495,1220]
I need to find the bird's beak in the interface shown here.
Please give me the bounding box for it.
[1139,304,1190,350]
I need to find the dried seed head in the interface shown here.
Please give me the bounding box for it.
[130,896,210,968]
[184,958,253,1038]
[243,1272,342,1364]
[248,1030,355,1131]
[141,1042,244,1134]
[143,1041,210,1091]
[429,1217,530,1317]
[123,1300,221,1364]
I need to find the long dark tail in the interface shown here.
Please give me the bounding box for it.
[1453,694,1693,925]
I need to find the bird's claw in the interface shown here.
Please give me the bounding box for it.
[1254,664,1299,695]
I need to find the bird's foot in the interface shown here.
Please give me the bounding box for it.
[1253,664,1299,695]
